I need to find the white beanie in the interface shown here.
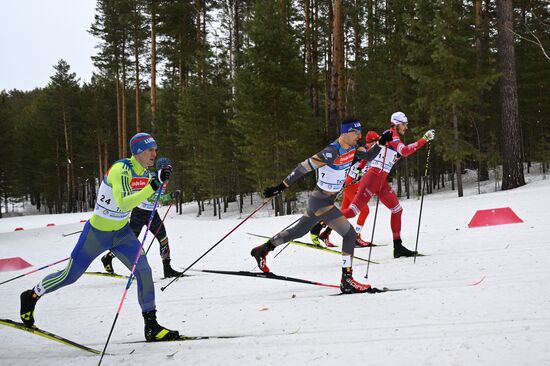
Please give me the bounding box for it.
[390,111,408,125]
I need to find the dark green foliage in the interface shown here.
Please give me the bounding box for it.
[1,0,547,216]
[233,1,320,198]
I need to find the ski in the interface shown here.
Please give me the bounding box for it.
[198,269,340,289]
[84,271,128,279]
[330,287,407,296]
[124,334,243,344]
[247,233,378,264]
[355,241,389,248]
[0,318,102,355]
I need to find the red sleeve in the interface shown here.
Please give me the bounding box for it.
[388,131,427,157]
[357,160,367,169]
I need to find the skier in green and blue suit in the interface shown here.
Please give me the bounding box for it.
[19,133,180,342]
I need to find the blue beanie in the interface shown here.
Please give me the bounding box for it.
[130,133,157,155]
[340,119,362,134]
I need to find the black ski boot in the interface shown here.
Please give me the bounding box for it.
[250,241,275,273]
[101,252,115,274]
[163,260,183,278]
[20,289,40,327]
[143,310,180,342]
[340,267,372,294]
[393,239,418,258]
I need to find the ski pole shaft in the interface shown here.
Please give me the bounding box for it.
[414,142,431,263]
[0,257,69,286]
[161,198,271,292]
[144,201,174,256]
[62,230,82,237]
[365,146,388,279]
[98,185,165,366]
[272,216,302,259]
[364,197,380,279]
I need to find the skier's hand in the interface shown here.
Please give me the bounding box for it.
[423,129,435,141]
[378,130,393,146]
[150,166,172,191]
[263,182,286,198]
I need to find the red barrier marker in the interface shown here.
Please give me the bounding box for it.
[0,257,33,272]
[468,207,523,228]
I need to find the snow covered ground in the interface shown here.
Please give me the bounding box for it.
[1,171,549,366]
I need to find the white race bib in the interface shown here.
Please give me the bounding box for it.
[93,180,130,221]
[369,147,400,173]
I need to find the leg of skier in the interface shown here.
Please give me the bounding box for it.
[111,225,179,341]
[378,182,417,258]
[21,223,114,327]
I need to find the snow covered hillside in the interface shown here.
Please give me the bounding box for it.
[1,174,549,366]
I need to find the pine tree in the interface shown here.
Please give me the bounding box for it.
[233,1,319,215]
[402,0,498,197]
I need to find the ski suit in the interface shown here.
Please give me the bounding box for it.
[34,156,158,312]
[341,128,427,240]
[341,159,370,228]
[130,178,173,261]
[269,140,381,256]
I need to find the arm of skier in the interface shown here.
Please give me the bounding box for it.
[108,163,156,212]
[355,142,382,161]
[263,146,338,198]
[392,130,434,157]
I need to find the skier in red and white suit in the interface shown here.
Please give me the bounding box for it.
[340,112,435,258]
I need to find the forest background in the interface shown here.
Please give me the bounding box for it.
[0,0,548,218]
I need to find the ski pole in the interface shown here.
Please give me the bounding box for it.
[144,201,174,256]
[414,142,431,263]
[365,145,389,279]
[62,230,82,237]
[98,184,165,365]
[271,216,303,259]
[161,198,272,292]
[0,257,69,286]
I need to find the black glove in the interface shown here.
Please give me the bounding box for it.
[263,182,286,198]
[150,167,172,191]
[379,130,393,146]
[171,190,181,201]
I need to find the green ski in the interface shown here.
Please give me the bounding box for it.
[84,271,128,279]
[246,233,378,264]
[0,318,102,355]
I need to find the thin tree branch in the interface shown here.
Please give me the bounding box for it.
[509,26,550,61]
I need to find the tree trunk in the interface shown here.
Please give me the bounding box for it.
[116,75,122,158]
[150,8,157,133]
[312,0,320,116]
[97,135,103,178]
[496,0,525,190]
[134,1,141,134]
[304,0,313,108]
[367,0,374,58]
[474,0,489,181]
[135,45,141,133]
[452,105,464,197]
[330,0,345,133]
[327,2,337,140]
[103,141,108,176]
[63,109,72,212]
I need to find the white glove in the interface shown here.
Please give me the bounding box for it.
[423,129,435,141]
